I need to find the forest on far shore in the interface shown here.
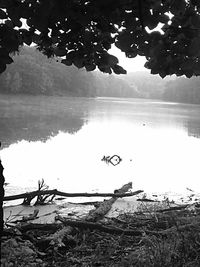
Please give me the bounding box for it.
[0,46,200,104]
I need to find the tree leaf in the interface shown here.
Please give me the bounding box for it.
[102,41,111,50]
[61,58,72,66]
[150,69,159,75]
[158,14,169,24]
[0,55,13,64]
[4,20,14,28]
[184,70,193,78]
[32,33,40,44]
[107,54,119,66]
[54,48,67,57]
[73,58,84,68]
[116,32,133,52]
[190,14,200,28]
[66,51,76,60]
[125,51,137,58]
[85,64,96,71]
[170,0,186,15]
[181,59,195,71]
[12,18,22,28]
[112,64,127,74]
[98,66,112,74]
[188,37,200,56]
[98,53,119,67]
[145,15,158,30]
[0,48,8,57]
[0,8,7,19]
[0,62,6,73]
[159,71,167,78]
[0,0,10,8]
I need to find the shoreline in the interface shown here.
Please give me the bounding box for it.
[4,188,200,225]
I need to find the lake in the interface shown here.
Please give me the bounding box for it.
[1,94,200,203]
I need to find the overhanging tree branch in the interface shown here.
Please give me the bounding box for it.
[0,0,200,77]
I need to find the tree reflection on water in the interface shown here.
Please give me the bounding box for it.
[0,95,89,148]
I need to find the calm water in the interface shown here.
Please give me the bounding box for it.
[1,96,200,200]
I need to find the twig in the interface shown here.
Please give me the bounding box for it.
[10,209,39,223]
[137,198,157,202]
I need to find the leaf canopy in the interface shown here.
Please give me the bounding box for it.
[0,0,200,77]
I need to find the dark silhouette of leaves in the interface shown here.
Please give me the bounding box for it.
[0,0,200,77]
[0,62,6,73]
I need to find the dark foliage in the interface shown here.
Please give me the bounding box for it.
[0,0,200,77]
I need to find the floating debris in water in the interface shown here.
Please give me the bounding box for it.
[101,155,122,166]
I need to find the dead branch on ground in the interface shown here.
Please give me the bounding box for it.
[86,182,135,222]
[55,215,168,237]
[4,189,143,202]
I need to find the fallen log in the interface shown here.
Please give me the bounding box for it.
[4,189,143,202]
[85,182,141,222]
[32,183,142,248]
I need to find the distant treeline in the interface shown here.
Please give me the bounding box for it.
[0,46,138,98]
[162,77,200,104]
[123,72,200,105]
[0,46,200,104]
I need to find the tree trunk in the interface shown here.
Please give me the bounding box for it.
[0,144,5,261]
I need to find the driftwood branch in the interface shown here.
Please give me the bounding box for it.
[16,223,61,232]
[86,182,135,222]
[4,189,143,202]
[157,205,189,213]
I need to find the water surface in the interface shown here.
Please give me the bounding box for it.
[1,95,200,201]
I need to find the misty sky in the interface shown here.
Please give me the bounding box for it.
[110,45,147,73]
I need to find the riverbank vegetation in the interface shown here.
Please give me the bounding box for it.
[2,181,200,266]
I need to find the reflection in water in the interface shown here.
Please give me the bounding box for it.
[186,106,200,139]
[93,98,200,139]
[0,95,90,148]
[1,97,200,197]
